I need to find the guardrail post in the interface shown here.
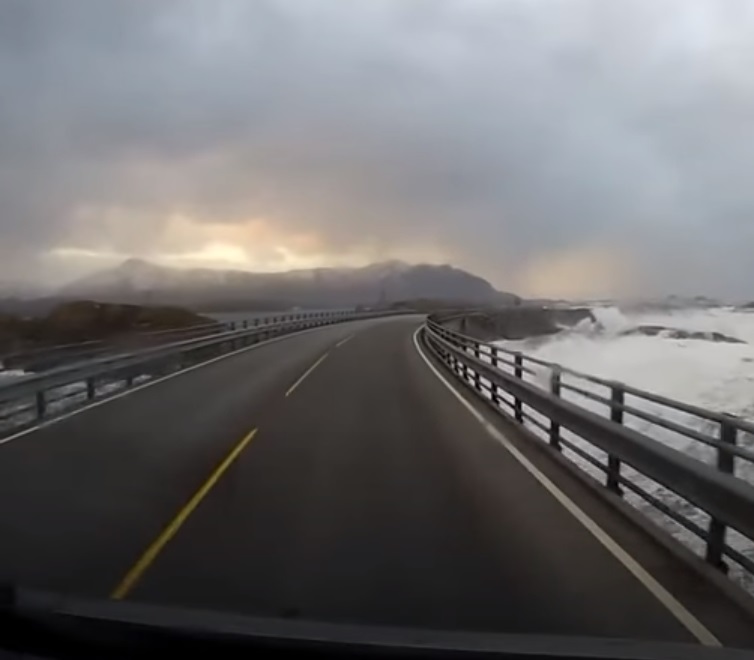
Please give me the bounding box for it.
[463,356,472,383]
[35,391,46,419]
[243,320,248,329]
[514,353,523,423]
[549,367,561,450]
[473,342,482,392]
[706,418,736,572]
[86,377,95,400]
[607,384,624,495]
[490,347,501,405]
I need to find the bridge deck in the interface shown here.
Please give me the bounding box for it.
[0,316,752,647]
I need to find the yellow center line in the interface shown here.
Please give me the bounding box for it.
[111,428,259,600]
[285,352,329,398]
[335,333,355,348]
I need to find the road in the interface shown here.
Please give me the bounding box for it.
[0,316,753,647]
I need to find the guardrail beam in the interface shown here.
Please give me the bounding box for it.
[0,311,410,432]
[422,318,754,585]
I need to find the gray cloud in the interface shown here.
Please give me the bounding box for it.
[2,0,754,298]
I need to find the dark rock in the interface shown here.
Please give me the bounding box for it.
[620,325,745,344]
[445,306,595,341]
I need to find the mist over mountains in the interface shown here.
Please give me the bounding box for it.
[57,259,519,311]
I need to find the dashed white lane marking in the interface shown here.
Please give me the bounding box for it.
[0,324,357,447]
[285,352,329,398]
[335,334,355,348]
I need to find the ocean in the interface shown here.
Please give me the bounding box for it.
[495,305,754,590]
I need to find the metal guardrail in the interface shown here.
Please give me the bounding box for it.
[0,309,386,433]
[0,322,226,370]
[422,317,754,585]
[0,310,351,372]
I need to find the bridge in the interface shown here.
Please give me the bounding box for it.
[1,312,754,650]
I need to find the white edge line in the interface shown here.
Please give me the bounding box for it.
[412,327,721,647]
[285,352,329,397]
[0,324,347,447]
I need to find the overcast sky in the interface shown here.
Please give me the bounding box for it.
[2,0,754,299]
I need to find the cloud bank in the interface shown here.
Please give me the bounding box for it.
[2,0,754,298]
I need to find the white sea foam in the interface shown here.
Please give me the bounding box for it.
[502,307,754,423]
[494,306,754,589]
[0,368,27,381]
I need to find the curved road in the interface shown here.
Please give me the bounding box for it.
[0,316,753,647]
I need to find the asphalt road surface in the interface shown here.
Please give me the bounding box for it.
[0,316,753,647]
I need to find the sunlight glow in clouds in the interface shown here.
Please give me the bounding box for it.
[5,1,754,298]
[49,210,453,278]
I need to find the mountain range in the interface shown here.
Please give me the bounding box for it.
[57,259,519,311]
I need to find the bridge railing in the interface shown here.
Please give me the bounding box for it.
[0,309,383,435]
[0,310,359,372]
[423,317,754,588]
[0,324,229,372]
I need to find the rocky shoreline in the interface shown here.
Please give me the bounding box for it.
[440,306,595,341]
[440,305,748,346]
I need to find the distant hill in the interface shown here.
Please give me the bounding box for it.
[59,259,519,310]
